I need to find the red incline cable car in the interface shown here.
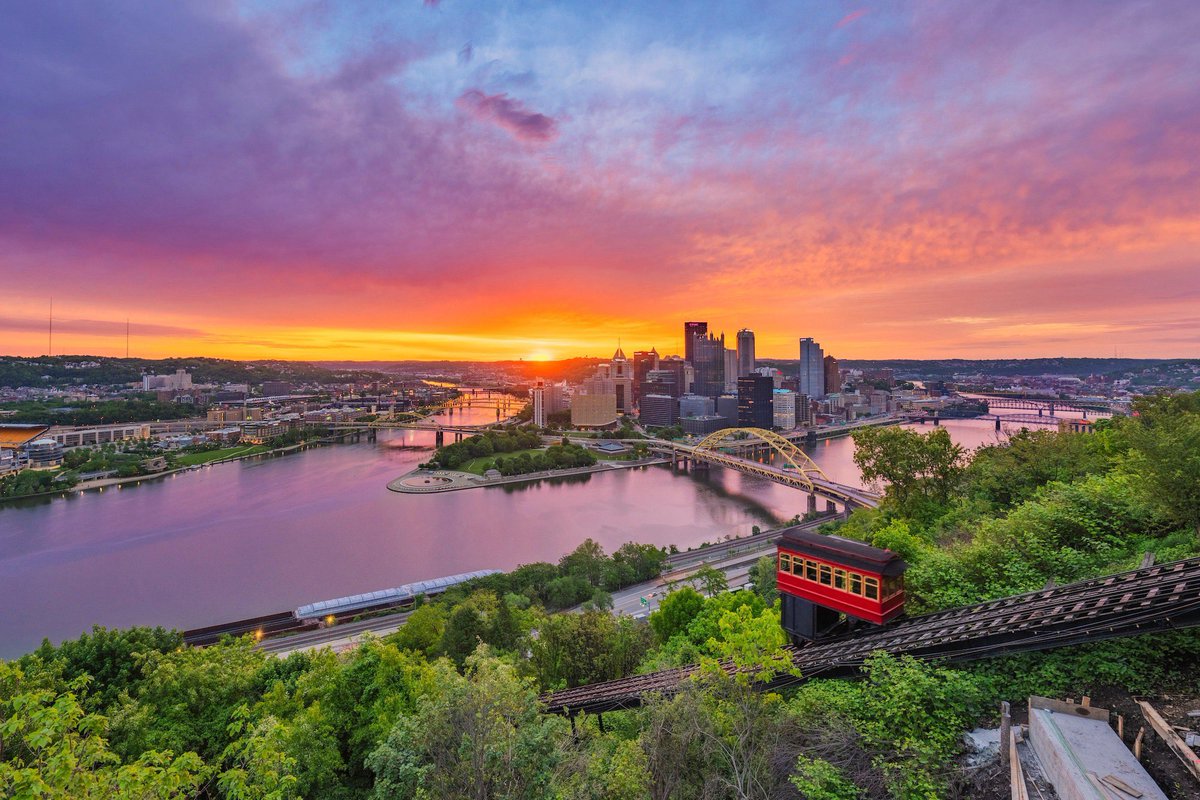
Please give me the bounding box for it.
[776,526,908,642]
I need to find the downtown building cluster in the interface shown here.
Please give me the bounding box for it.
[530,322,906,433]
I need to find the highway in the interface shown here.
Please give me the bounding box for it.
[253,519,835,657]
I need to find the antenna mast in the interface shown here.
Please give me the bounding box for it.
[48,298,53,356]
[126,318,130,358]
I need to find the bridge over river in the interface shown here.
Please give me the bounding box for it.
[649,427,883,510]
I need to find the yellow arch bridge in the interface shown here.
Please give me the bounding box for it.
[654,427,882,510]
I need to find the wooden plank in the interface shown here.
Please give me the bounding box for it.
[1030,695,1111,720]
[1086,771,1119,799]
[1137,700,1200,782]
[1010,726,1029,800]
[1001,701,1012,771]
[1134,727,1145,760]
[1117,714,1125,739]
[1100,773,1144,798]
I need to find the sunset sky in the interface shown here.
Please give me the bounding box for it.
[3,1,1198,361]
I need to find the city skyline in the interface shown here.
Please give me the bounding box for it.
[4,2,1199,361]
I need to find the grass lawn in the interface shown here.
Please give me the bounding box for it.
[175,445,270,466]
[459,447,546,476]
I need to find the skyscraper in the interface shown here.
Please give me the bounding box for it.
[632,348,659,405]
[723,348,739,393]
[737,374,774,428]
[798,337,825,399]
[684,321,707,364]
[610,346,634,414]
[736,329,755,376]
[823,355,840,395]
[531,378,547,427]
[691,332,726,398]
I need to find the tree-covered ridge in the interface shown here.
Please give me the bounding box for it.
[0,356,390,388]
[4,391,1200,798]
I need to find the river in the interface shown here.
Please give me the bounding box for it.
[0,408,1010,658]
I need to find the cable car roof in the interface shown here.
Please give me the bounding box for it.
[779,527,908,576]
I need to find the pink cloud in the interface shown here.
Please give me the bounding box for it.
[457,90,559,142]
[836,9,868,28]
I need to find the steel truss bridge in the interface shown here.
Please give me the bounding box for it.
[543,555,1200,715]
[981,397,1115,415]
[651,427,882,510]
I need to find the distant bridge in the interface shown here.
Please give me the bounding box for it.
[982,398,1108,415]
[650,427,882,510]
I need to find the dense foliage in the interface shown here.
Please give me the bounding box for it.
[4,391,1200,798]
[426,429,598,476]
[1,397,196,425]
[0,356,388,389]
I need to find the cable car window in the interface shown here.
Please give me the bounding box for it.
[818,565,832,585]
[779,554,791,573]
[834,569,846,590]
[865,577,879,600]
[805,560,818,581]
[850,573,862,595]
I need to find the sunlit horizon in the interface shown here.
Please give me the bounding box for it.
[3,2,1198,361]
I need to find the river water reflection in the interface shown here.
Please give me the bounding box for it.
[0,415,1007,657]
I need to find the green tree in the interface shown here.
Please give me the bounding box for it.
[748,556,778,605]
[0,673,209,799]
[690,564,729,597]
[107,638,267,762]
[852,426,965,519]
[22,625,183,714]
[649,588,705,644]
[440,605,486,667]
[1126,391,1200,533]
[559,539,607,586]
[367,652,563,800]
[388,604,446,657]
[529,612,649,690]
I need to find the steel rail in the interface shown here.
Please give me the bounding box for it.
[541,556,1200,715]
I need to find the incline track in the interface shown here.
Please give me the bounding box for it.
[542,556,1200,715]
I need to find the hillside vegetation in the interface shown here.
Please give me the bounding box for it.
[3,392,1199,798]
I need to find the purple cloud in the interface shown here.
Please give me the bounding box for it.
[457,90,558,142]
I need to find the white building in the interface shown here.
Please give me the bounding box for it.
[798,338,825,398]
[723,348,739,393]
[772,389,796,429]
[142,369,192,391]
[529,378,564,427]
[753,366,784,388]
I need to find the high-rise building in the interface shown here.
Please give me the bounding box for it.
[642,368,678,399]
[723,348,739,394]
[610,346,634,414]
[639,394,678,428]
[736,329,755,377]
[531,378,547,427]
[684,321,708,364]
[658,356,692,396]
[737,375,774,428]
[632,349,659,405]
[571,371,618,428]
[796,393,812,425]
[716,394,739,424]
[823,355,840,396]
[691,332,726,398]
[529,379,564,426]
[679,393,715,418]
[798,337,825,399]
[772,389,796,429]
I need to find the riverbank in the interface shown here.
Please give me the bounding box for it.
[0,440,319,505]
[387,456,670,494]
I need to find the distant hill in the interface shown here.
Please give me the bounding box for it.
[757,357,1194,380]
[0,356,389,389]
